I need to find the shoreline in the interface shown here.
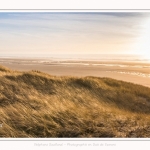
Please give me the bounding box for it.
[1,58,150,88]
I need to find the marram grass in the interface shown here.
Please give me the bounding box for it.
[0,65,150,137]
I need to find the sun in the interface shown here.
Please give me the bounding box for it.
[135,17,150,60]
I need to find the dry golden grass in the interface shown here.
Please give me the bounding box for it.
[0,65,150,137]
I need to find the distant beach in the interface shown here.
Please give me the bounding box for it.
[1,55,150,88]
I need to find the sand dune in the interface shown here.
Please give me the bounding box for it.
[0,64,150,137]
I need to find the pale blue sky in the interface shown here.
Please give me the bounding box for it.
[0,12,150,57]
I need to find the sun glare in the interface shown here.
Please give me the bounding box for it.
[136,18,150,60]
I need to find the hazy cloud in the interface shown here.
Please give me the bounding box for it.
[0,12,150,56]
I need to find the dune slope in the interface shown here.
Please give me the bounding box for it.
[0,65,150,137]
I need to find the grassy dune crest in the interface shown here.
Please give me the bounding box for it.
[0,65,150,137]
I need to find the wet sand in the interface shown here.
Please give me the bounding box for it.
[1,58,150,88]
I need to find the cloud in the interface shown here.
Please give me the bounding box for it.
[0,12,150,55]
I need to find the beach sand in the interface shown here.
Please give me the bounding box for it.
[1,58,150,88]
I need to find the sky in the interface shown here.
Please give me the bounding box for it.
[0,12,150,58]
